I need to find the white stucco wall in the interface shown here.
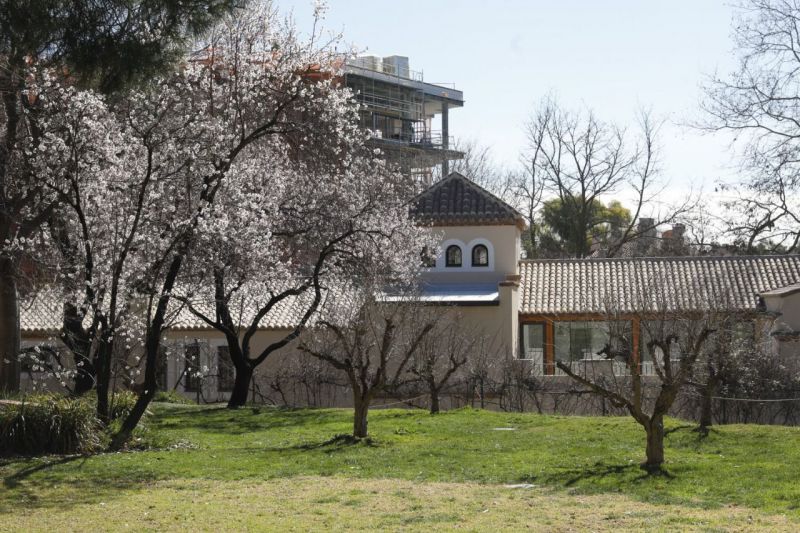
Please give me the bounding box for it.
[421,224,521,285]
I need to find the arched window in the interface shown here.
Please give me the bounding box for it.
[445,245,462,267]
[472,244,489,267]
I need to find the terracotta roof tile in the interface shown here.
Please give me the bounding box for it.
[20,288,331,335]
[518,255,800,314]
[20,289,64,335]
[410,172,524,226]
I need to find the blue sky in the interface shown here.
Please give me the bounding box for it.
[282,1,740,199]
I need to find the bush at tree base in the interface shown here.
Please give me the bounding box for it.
[0,392,148,456]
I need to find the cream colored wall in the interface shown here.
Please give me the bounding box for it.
[162,290,520,405]
[763,291,800,331]
[163,329,300,402]
[19,335,71,393]
[762,291,800,360]
[422,224,521,285]
[19,223,524,402]
[418,222,521,358]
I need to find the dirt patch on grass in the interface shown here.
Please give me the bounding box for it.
[3,476,796,532]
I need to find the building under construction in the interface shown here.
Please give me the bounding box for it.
[344,55,464,182]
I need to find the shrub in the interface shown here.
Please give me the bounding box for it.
[153,390,193,404]
[0,395,102,456]
[108,390,138,421]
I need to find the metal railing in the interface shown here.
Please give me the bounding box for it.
[355,92,424,120]
[519,358,685,378]
[369,128,454,149]
[346,59,424,82]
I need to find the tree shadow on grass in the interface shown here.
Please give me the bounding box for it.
[533,461,674,489]
[2,454,88,489]
[664,423,695,436]
[0,453,159,513]
[152,406,347,435]
[270,433,380,454]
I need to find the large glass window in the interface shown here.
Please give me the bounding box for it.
[640,321,689,362]
[521,323,546,375]
[555,321,605,362]
[445,245,462,267]
[520,323,545,360]
[554,320,632,362]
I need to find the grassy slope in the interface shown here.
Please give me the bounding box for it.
[1,405,799,530]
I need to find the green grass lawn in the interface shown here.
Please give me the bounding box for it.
[2,405,799,531]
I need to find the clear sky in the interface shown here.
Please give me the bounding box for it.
[281,1,740,200]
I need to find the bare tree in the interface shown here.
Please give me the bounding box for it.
[702,0,800,252]
[464,333,503,409]
[268,352,343,408]
[517,96,693,258]
[408,311,472,414]
[692,327,800,428]
[499,357,544,414]
[689,316,758,434]
[298,287,435,439]
[555,280,735,471]
[432,138,510,195]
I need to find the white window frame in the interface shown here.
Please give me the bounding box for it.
[427,237,495,272]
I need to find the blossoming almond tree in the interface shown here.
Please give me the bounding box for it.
[28,65,230,421]
[21,1,378,446]
[109,1,392,446]
[177,139,432,408]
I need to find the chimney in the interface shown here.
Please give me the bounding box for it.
[637,218,656,238]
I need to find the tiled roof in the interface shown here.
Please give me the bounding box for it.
[410,172,524,227]
[170,289,325,331]
[20,289,64,335]
[20,288,329,335]
[518,255,800,314]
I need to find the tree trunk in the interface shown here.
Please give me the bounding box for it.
[227,363,253,408]
[644,417,665,470]
[697,374,719,435]
[111,334,158,449]
[110,384,155,450]
[73,366,95,396]
[0,256,20,393]
[698,384,714,434]
[429,382,440,414]
[62,303,94,395]
[94,340,112,424]
[112,236,190,450]
[353,390,370,439]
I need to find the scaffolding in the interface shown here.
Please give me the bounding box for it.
[344,55,463,178]
[345,63,432,147]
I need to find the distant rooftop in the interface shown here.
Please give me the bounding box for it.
[344,55,463,105]
[348,55,423,81]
